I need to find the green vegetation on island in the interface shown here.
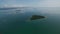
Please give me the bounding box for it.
[30,15,46,20]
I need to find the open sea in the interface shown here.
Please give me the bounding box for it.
[0,7,60,34]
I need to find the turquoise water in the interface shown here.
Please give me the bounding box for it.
[0,7,60,34]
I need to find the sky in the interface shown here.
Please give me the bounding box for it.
[0,0,60,7]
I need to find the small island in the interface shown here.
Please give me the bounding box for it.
[30,15,46,20]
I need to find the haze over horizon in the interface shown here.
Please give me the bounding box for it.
[0,0,60,8]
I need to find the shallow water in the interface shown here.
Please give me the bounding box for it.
[0,7,60,34]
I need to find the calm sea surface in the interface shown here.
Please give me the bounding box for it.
[0,7,60,34]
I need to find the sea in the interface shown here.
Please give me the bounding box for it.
[0,7,60,34]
